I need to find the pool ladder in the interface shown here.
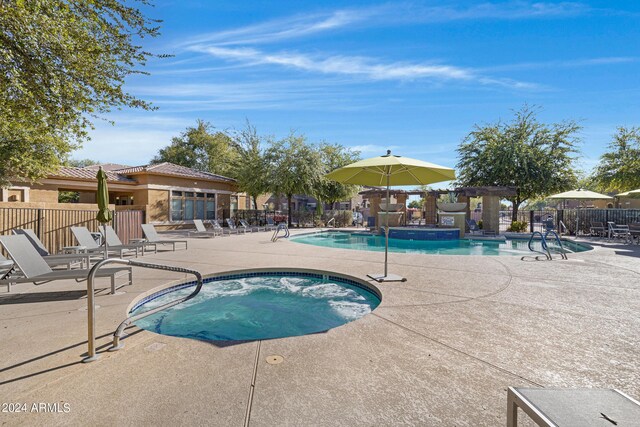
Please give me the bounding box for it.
[271,223,290,242]
[522,231,568,261]
[83,259,203,363]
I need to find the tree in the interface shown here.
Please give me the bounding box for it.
[0,1,163,187]
[314,143,361,210]
[591,127,640,192]
[230,121,269,209]
[264,134,323,226]
[66,159,100,168]
[408,200,423,209]
[456,106,581,220]
[152,120,238,177]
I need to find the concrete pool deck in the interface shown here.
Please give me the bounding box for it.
[1,229,639,425]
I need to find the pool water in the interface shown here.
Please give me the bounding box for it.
[132,273,380,341]
[290,232,591,256]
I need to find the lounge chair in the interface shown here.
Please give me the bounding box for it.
[141,224,188,250]
[608,222,631,243]
[239,219,264,232]
[589,221,606,237]
[226,218,246,234]
[466,219,484,236]
[101,225,156,255]
[71,226,139,258]
[629,223,640,245]
[189,219,219,238]
[0,235,132,293]
[265,217,278,231]
[12,228,99,269]
[208,219,232,236]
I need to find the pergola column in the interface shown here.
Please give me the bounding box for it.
[481,195,500,234]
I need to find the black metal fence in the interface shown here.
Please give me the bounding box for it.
[224,209,355,228]
[514,209,640,234]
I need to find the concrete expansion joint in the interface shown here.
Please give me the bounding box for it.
[244,340,262,427]
[372,312,543,388]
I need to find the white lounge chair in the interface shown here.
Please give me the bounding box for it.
[101,225,156,255]
[239,219,265,232]
[141,224,188,250]
[12,228,99,269]
[608,222,631,243]
[189,219,219,238]
[589,221,606,237]
[71,226,139,258]
[207,219,232,236]
[0,235,132,293]
[226,218,246,234]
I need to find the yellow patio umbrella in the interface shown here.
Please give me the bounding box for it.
[547,189,612,236]
[96,166,113,258]
[325,150,456,282]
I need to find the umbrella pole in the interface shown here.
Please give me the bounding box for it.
[384,172,389,277]
[103,223,109,259]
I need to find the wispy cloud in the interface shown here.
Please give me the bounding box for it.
[187,45,539,89]
[182,9,368,46]
[480,56,637,72]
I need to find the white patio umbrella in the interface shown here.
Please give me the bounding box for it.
[547,189,612,236]
[325,150,455,282]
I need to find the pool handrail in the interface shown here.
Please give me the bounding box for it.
[544,230,569,259]
[271,223,290,242]
[83,258,203,363]
[524,231,552,261]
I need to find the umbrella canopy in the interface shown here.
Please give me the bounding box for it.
[325,151,456,186]
[325,150,455,282]
[96,167,112,258]
[547,189,612,200]
[616,188,640,197]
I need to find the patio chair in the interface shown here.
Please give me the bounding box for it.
[208,219,233,236]
[189,219,220,238]
[607,222,631,243]
[141,224,188,250]
[629,223,640,245]
[239,219,264,232]
[466,219,484,236]
[12,228,99,269]
[265,217,278,231]
[0,235,132,293]
[101,225,157,255]
[226,218,246,234]
[589,221,606,237]
[71,226,139,258]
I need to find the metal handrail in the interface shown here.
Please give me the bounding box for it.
[83,258,203,363]
[523,231,551,260]
[558,220,568,236]
[271,223,290,242]
[327,218,335,228]
[544,230,568,259]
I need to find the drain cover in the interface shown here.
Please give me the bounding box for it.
[266,355,284,365]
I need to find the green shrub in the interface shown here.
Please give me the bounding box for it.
[477,220,483,229]
[507,220,529,232]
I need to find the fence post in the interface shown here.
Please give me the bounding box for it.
[558,210,564,229]
[529,210,534,233]
[605,209,609,225]
[36,208,43,240]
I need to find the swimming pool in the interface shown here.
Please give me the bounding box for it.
[290,231,591,256]
[131,270,381,341]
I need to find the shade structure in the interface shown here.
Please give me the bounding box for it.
[96,167,112,258]
[547,189,612,237]
[547,189,613,200]
[616,188,640,197]
[325,150,456,282]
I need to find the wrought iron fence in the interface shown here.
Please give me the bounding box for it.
[0,207,144,253]
[512,209,640,234]
[225,209,355,228]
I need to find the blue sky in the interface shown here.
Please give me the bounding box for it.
[75,0,640,177]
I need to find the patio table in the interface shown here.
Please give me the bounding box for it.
[507,387,640,427]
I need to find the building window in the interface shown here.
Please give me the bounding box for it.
[171,191,216,221]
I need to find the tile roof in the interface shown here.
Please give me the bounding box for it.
[115,162,236,183]
[52,167,137,183]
